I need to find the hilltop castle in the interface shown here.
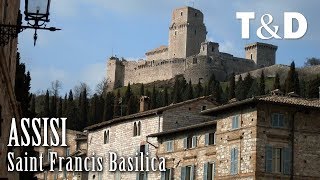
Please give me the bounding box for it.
[107,6,278,90]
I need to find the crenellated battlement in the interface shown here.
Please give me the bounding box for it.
[106,7,277,91]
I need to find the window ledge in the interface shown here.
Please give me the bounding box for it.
[183,155,197,160]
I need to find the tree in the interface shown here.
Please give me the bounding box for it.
[113,89,121,117]
[126,95,138,115]
[79,87,89,130]
[30,94,36,116]
[50,80,62,97]
[103,92,115,121]
[163,87,169,106]
[66,90,77,130]
[259,71,266,95]
[151,85,157,109]
[228,73,236,100]
[247,79,259,98]
[57,97,63,117]
[140,83,145,96]
[285,61,300,94]
[89,94,99,125]
[44,90,50,117]
[195,79,203,98]
[304,57,320,66]
[95,78,108,96]
[184,80,194,100]
[50,96,57,117]
[235,75,246,100]
[273,73,281,90]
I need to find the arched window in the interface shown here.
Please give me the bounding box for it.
[137,121,141,136]
[104,130,109,144]
[133,122,137,136]
[250,53,253,60]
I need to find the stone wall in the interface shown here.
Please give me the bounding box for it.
[0,0,21,179]
[256,103,320,179]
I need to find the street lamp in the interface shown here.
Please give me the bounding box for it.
[0,0,60,46]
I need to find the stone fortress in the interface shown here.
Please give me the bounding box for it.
[107,6,278,90]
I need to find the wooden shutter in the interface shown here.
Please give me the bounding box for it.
[181,166,186,180]
[283,147,292,175]
[190,165,195,180]
[265,145,273,173]
[212,162,215,180]
[192,136,197,148]
[205,133,209,146]
[203,162,209,180]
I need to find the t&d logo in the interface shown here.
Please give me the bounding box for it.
[236,12,308,40]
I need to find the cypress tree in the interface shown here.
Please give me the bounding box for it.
[259,70,266,95]
[113,89,121,118]
[140,83,145,96]
[57,97,63,117]
[89,94,99,125]
[228,73,236,100]
[247,79,259,98]
[30,94,36,116]
[50,96,57,117]
[44,90,50,117]
[195,79,203,98]
[285,61,298,93]
[273,73,281,90]
[79,88,88,130]
[184,80,194,100]
[103,92,115,121]
[164,87,169,106]
[151,85,157,109]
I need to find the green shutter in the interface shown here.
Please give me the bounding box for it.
[169,168,173,180]
[230,148,234,174]
[234,148,238,174]
[192,136,197,148]
[283,147,292,175]
[190,165,195,180]
[181,166,186,180]
[205,133,209,146]
[265,145,273,173]
[236,115,240,128]
[136,172,139,180]
[160,171,165,180]
[213,162,215,180]
[183,138,187,149]
[144,171,148,180]
[203,162,208,180]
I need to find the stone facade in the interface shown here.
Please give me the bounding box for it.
[34,129,88,180]
[149,95,320,179]
[107,7,277,91]
[0,0,21,179]
[85,97,218,180]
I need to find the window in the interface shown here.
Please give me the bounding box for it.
[181,12,183,16]
[230,148,238,175]
[265,145,291,174]
[181,165,195,180]
[104,130,110,144]
[232,115,240,129]
[184,136,197,149]
[250,53,253,60]
[65,147,70,156]
[161,168,173,180]
[139,144,149,155]
[166,141,174,152]
[175,31,177,35]
[193,58,197,64]
[44,171,48,180]
[201,106,207,111]
[212,46,214,52]
[271,113,285,128]
[137,171,148,180]
[194,30,197,35]
[63,167,67,179]
[204,162,215,180]
[54,168,58,180]
[133,121,141,136]
[47,149,52,161]
[205,132,216,146]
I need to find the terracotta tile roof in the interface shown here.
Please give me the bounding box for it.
[202,95,320,115]
[147,120,217,137]
[85,96,218,131]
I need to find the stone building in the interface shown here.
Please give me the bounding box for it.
[84,96,218,180]
[107,6,278,91]
[148,94,320,179]
[34,129,88,180]
[0,0,21,179]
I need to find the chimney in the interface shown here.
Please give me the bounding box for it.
[140,96,150,112]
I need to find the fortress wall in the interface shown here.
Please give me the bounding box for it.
[146,51,169,61]
[221,56,257,77]
[123,59,186,85]
[184,56,226,83]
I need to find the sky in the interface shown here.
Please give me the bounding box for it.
[18,0,320,96]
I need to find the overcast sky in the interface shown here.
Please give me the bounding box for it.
[18,0,320,95]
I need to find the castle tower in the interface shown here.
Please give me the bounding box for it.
[199,41,219,56]
[168,7,207,59]
[106,57,125,91]
[245,42,278,68]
